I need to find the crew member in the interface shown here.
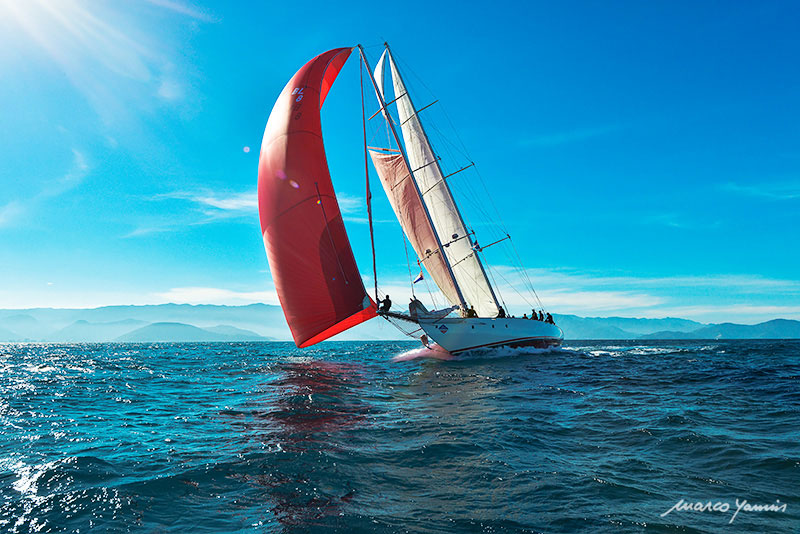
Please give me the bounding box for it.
[380,295,392,313]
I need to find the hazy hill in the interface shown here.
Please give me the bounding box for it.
[552,314,705,339]
[641,319,800,340]
[0,325,22,341]
[47,319,148,342]
[552,315,635,339]
[204,325,274,341]
[115,322,271,342]
[2,314,47,340]
[0,304,290,340]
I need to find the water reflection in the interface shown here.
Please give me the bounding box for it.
[269,360,369,444]
[233,357,372,528]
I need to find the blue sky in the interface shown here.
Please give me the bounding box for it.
[1,0,798,323]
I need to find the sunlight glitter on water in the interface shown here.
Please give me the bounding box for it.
[0,340,797,533]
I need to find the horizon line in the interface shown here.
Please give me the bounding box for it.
[0,303,796,326]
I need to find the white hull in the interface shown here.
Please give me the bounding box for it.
[418,317,563,354]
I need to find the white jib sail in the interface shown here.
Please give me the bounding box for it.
[375,50,500,318]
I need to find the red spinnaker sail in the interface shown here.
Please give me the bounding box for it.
[258,47,376,347]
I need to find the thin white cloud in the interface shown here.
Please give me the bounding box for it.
[365,273,665,320]
[190,191,257,211]
[156,189,364,218]
[467,266,800,322]
[721,181,800,200]
[157,78,183,101]
[51,149,89,194]
[339,193,402,224]
[143,0,216,22]
[521,125,621,147]
[125,189,258,237]
[641,212,690,229]
[512,268,800,293]
[368,267,800,319]
[0,149,89,228]
[122,224,173,238]
[152,189,256,213]
[533,288,665,312]
[336,193,363,214]
[0,201,25,228]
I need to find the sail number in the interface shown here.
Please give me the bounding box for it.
[290,88,304,120]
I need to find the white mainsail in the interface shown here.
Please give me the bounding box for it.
[373,50,500,318]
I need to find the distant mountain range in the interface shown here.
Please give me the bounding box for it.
[638,318,800,340]
[0,303,399,342]
[0,304,798,342]
[115,322,268,342]
[0,304,282,342]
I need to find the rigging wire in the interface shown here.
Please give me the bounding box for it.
[490,263,535,310]
[384,51,502,313]
[390,49,550,314]
[420,262,441,310]
[388,54,511,247]
[509,238,546,311]
[383,315,424,338]
[369,49,456,314]
[374,46,551,320]
[361,54,379,303]
[401,228,415,298]
[481,252,508,311]
[364,50,443,317]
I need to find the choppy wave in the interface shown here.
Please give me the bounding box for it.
[1,340,798,532]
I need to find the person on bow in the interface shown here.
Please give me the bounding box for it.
[380,295,392,313]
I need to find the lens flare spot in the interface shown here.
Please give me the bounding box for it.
[243,146,250,153]
[289,180,299,189]
[276,170,287,180]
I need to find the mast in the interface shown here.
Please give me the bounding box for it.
[357,44,468,312]
[360,54,379,304]
[382,43,502,315]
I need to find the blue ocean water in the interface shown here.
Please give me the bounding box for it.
[0,340,798,533]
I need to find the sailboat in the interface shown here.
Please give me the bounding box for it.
[257,44,563,355]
